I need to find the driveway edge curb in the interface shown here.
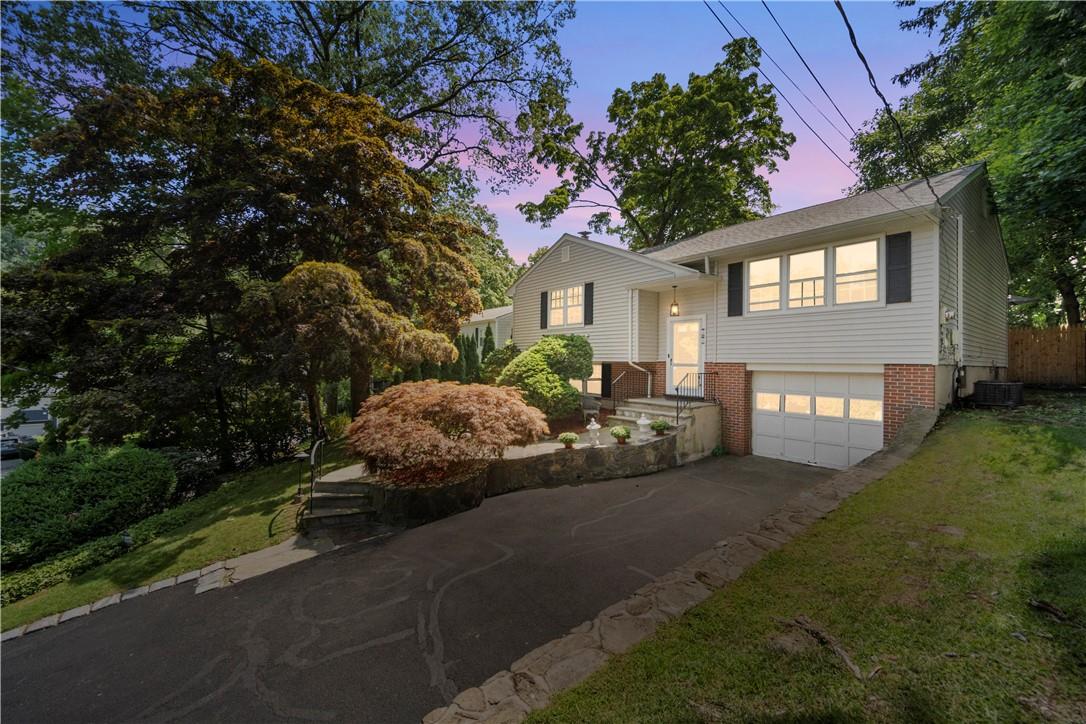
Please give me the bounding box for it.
[422,408,939,724]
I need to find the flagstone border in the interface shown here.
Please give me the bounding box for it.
[422,408,939,724]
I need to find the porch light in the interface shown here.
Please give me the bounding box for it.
[669,285,680,317]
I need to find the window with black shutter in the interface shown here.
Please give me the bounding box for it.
[886,232,912,304]
[540,291,548,329]
[584,282,594,325]
[727,262,744,316]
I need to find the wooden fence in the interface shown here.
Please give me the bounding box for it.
[1008,326,1086,385]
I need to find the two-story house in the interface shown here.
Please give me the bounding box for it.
[492,163,1007,468]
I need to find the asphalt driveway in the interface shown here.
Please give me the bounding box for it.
[2,455,831,723]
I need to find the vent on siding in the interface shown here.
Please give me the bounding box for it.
[561,246,570,262]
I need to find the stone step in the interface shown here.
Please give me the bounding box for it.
[615,406,692,422]
[623,397,717,412]
[302,509,381,530]
[313,480,378,495]
[606,414,686,431]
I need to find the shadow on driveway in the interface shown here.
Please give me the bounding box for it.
[2,455,830,723]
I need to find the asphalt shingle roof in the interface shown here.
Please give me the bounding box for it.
[467,305,513,323]
[643,163,984,262]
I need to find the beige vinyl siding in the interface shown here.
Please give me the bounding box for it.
[511,238,675,360]
[494,314,513,344]
[711,219,940,365]
[657,281,720,361]
[937,208,961,363]
[635,290,660,361]
[947,177,1008,366]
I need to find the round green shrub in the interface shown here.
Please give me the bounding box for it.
[481,342,520,383]
[496,350,581,419]
[1,446,177,569]
[531,334,593,381]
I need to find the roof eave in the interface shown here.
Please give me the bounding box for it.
[651,205,941,265]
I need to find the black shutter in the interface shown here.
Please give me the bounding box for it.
[727,262,744,316]
[583,282,594,325]
[601,363,612,398]
[540,291,548,329]
[886,232,912,304]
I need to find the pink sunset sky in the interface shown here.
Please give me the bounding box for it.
[477,1,940,263]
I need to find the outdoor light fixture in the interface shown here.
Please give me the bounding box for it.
[669,285,680,316]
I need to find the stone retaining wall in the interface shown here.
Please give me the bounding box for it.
[374,435,679,526]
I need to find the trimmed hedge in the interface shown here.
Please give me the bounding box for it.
[1,446,176,569]
[0,494,208,605]
[481,343,521,383]
[497,348,581,419]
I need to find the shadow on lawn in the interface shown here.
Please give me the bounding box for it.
[1025,534,1086,673]
[100,535,210,589]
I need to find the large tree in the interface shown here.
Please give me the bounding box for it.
[1,1,574,191]
[1,58,479,467]
[520,39,794,251]
[850,1,1086,326]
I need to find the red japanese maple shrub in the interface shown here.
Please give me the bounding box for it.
[347,381,549,486]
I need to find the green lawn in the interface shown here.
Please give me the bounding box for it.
[1,441,353,631]
[531,392,1086,723]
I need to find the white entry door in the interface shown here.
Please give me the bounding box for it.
[752,372,884,468]
[667,317,704,394]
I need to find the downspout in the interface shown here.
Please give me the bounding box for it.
[627,288,654,398]
[955,213,966,396]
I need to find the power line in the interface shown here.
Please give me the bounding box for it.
[702,1,854,174]
[700,1,928,220]
[716,2,852,144]
[760,0,857,136]
[833,0,942,204]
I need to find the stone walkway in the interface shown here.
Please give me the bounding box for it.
[422,408,939,723]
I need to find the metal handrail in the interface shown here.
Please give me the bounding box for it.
[611,368,648,409]
[308,437,326,513]
[673,371,717,424]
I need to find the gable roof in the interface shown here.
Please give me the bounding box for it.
[466,305,512,323]
[508,233,699,295]
[643,163,986,263]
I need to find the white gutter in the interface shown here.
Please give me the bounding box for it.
[627,289,654,398]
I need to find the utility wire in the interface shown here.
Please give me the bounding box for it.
[833,0,942,204]
[717,2,852,144]
[702,1,854,174]
[703,0,925,221]
[760,0,857,136]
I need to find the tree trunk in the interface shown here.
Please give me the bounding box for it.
[306,382,325,441]
[1055,274,1083,326]
[323,383,339,417]
[206,315,235,472]
[349,347,373,418]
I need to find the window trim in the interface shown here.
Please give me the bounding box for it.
[747,256,783,312]
[548,284,585,328]
[741,234,887,317]
[787,248,826,309]
[832,238,881,306]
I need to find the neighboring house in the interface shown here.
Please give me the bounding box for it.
[507,163,1007,468]
[1,397,56,438]
[459,305,514,348]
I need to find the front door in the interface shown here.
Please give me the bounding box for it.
[667,317,704,395]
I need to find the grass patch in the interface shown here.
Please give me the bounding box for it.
[531,393,1086,723]
[1,441,354,631]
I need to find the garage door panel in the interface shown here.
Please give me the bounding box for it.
[846,422,882,450]
[814,419,847,444]
[755,414,782,436]
[754,435,782,458]
[849,375,883,397]
[783,438,814,462]
[783,417,813,439]
[814,374,848,395]
[752,371,884,470]
[814,443,848,469]
[784,374,814,393]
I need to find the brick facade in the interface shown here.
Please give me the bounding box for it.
[705,362,752,455]
[883,364,936,445]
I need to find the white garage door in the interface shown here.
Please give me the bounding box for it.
[752,372,883,469]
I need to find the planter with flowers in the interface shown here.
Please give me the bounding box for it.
[557,432,580,449]
[609,425,631,445]
[650,419,671,436]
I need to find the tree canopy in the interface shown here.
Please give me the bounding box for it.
[1,57,478,467]
[850,1,1085,326]
[520,39,794,250]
